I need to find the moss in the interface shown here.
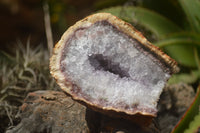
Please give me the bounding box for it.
[0,41,58,132]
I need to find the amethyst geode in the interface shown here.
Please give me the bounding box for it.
[50,13,178,123]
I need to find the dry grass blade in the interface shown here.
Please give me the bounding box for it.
[43,2,53,56]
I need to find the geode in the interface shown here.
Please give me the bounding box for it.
[50,13,178,123]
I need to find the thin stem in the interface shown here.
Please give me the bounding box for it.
[43,2,53,57]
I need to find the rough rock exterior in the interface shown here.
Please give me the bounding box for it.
[6,91,88,133]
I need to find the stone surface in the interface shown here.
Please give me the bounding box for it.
[5,83,195,133]
[6,90,88,133]
[157,83,195,133]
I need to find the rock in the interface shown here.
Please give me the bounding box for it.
[157,83,195,133]
[50,13,178,125]
[85,108,160,133]
[5,83,195,133]
[6,90,88,133]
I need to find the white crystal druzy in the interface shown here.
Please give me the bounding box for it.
[61,21,170,112]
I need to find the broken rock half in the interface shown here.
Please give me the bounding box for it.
[50,13,178,122]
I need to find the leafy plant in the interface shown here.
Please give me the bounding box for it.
[0,40,58,130]
[184,113,200,133]
[0,40,59,103]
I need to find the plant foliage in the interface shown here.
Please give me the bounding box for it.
[0,40,58,130]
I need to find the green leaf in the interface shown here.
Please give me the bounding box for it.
[168,70,200,84]
[184,112,200,133]
[94,0,127,10]
[158,32,200,45]
[171,86,200,133]
[99,6,182,38]
[154,32,200,67]
[194,48,200,70]
[165,45,196,67]
[178,0,200,33]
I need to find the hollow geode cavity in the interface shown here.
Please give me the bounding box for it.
[50,13,178,122]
